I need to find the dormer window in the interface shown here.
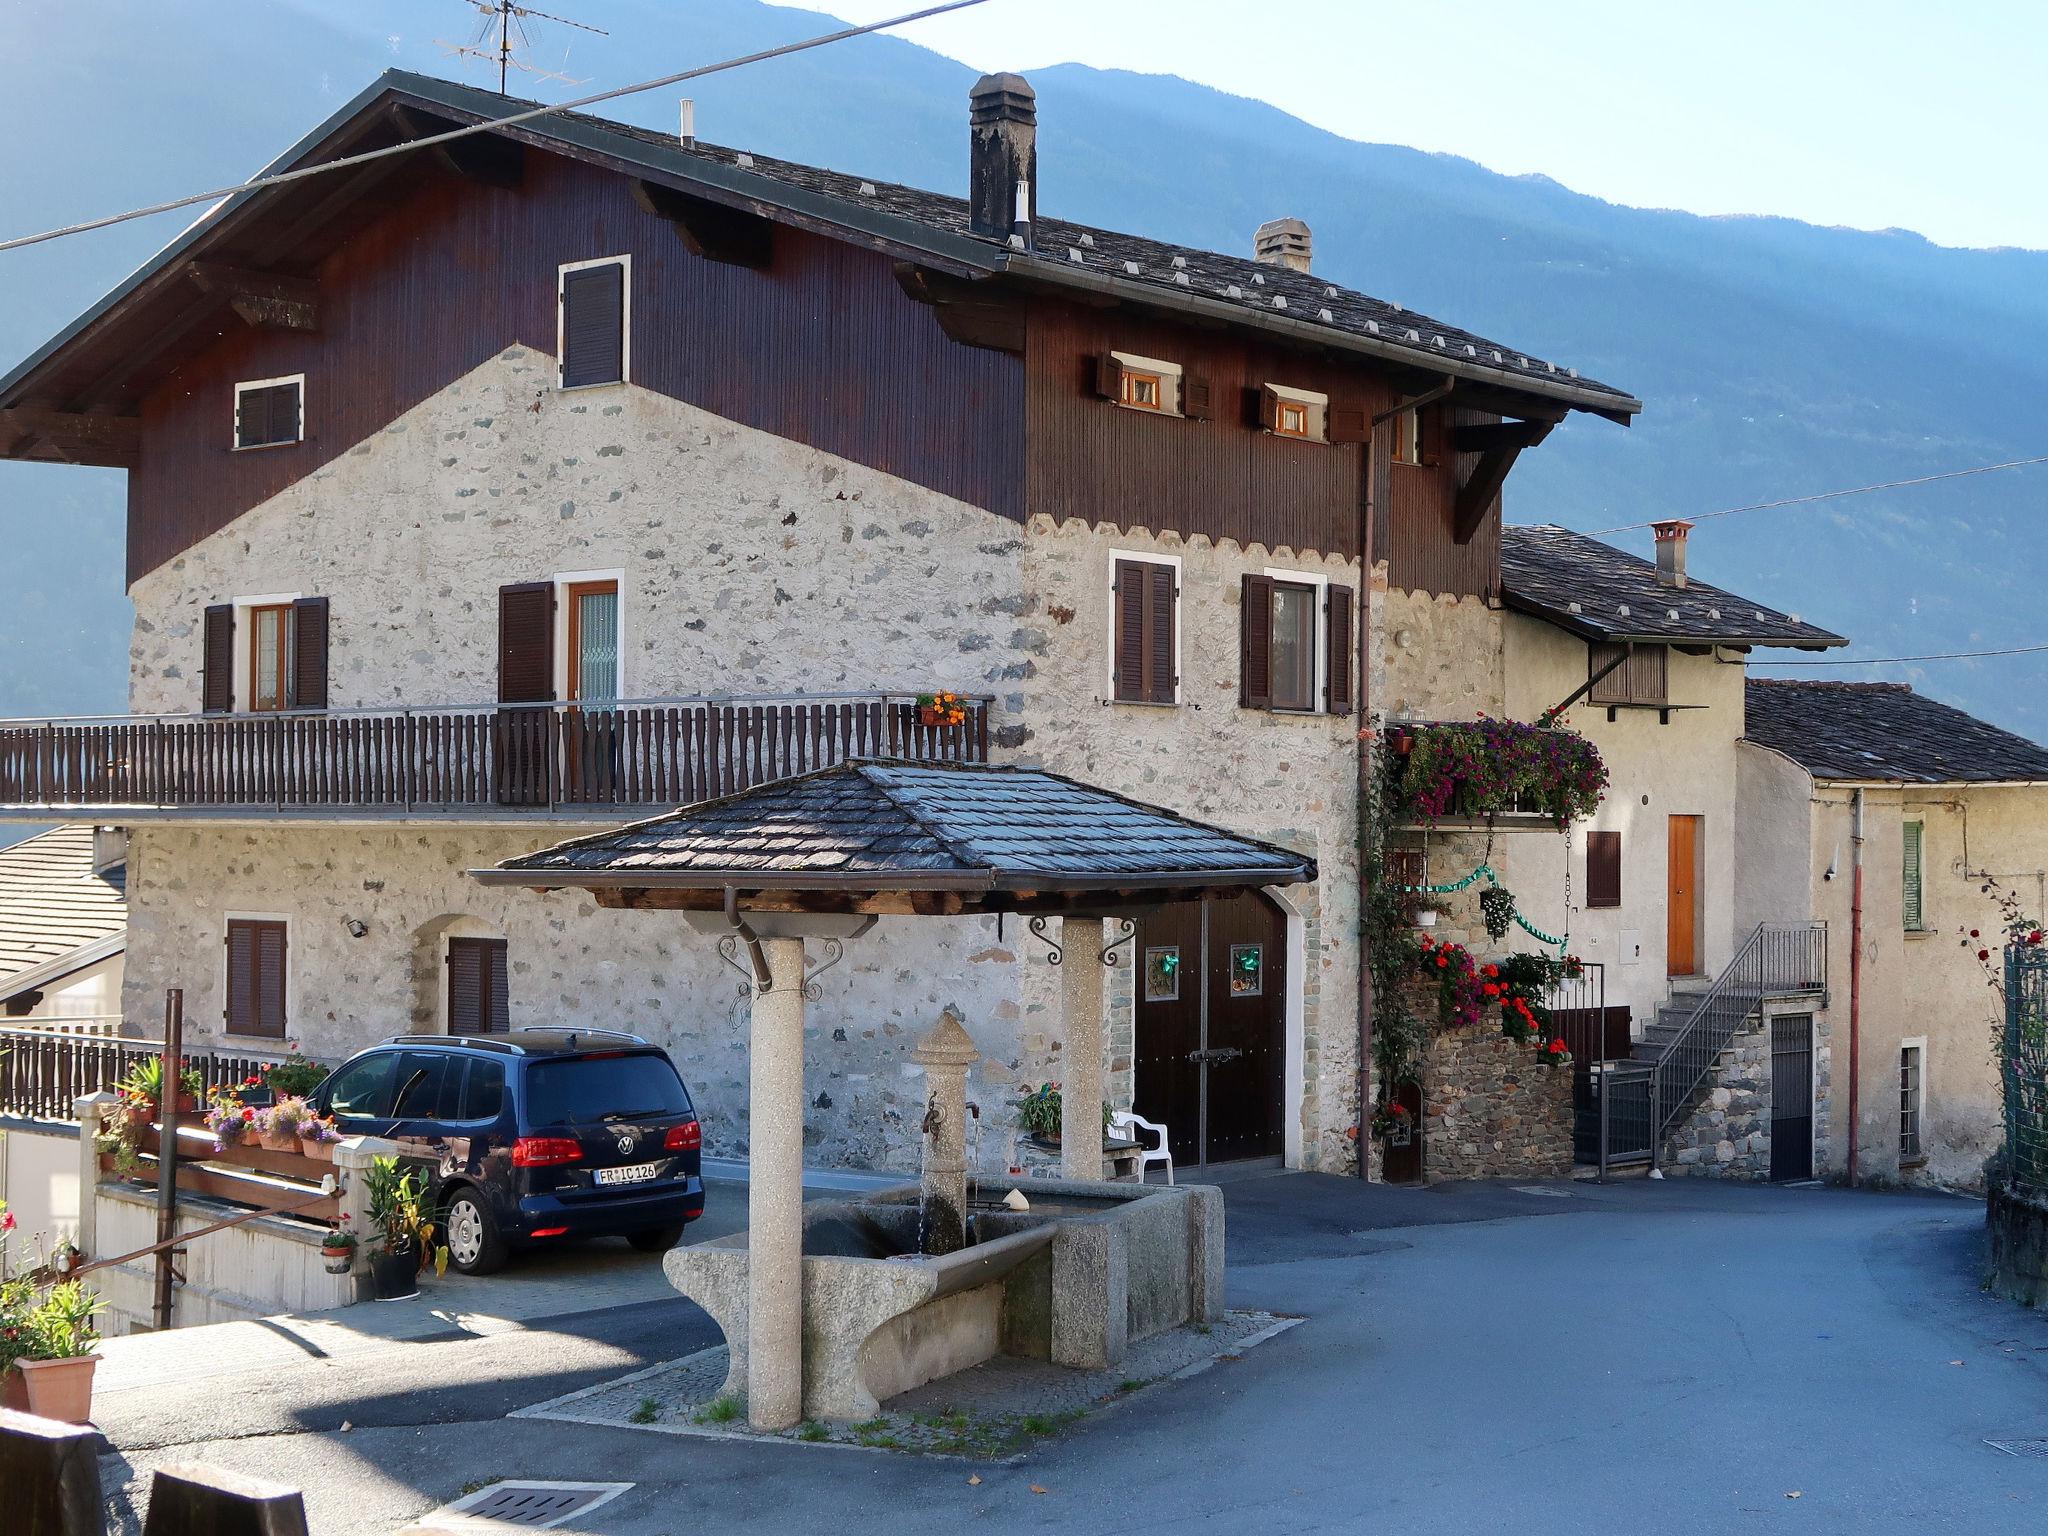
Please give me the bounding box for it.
[1096,351,1189,417]
[233,375,303,450]
[1259,384,1328,443]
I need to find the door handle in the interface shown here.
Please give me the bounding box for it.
[1187,1047,1243,1065]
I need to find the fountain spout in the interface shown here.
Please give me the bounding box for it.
[910,1008,981,1255]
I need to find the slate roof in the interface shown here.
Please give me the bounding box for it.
[480,762,1315,895]
[0,71,1639,424]
[1500,525,1846,649]
[1744,680,2048,784]
[0,826,127,992]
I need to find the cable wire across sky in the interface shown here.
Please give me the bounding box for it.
[0,0,990,257]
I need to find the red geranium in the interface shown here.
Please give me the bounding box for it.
[241,1107,256,1121]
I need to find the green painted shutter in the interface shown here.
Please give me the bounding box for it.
[1902,820,1925,932]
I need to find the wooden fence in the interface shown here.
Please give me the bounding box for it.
[0,1026,299,1122]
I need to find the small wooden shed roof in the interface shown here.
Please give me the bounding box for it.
[471,762,1314,915]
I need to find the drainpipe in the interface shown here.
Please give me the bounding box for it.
[1848,789,1864,1186]
[1354,419,1381,1177]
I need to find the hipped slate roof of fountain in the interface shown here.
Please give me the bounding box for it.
[474,761,1315,900]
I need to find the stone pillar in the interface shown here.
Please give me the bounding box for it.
[73,1093,119,1264]
[911,1009,981,1256]
[332,1135,399,1303]
[1061,918,1106,1182]
[747,934,807,1432]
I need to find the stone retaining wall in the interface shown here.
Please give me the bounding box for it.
[1418,1015,1574,1182]
[1988,1182,2048,1308]
[1658,1015,1773,1179]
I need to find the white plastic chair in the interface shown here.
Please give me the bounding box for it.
[1109,1109,1175,1184]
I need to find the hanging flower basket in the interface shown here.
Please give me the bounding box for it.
[1386,717,1607,827]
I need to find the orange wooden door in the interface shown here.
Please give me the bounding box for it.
[1667,815,1701,976]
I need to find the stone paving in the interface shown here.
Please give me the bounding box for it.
[515,1309,1297,1457]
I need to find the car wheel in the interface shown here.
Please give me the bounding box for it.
[444,1188,508,1275]
[628,1224,684,1254]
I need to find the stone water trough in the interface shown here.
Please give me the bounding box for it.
[666,1177,1224,1422]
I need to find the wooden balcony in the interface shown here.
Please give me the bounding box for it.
[0,693,991,820]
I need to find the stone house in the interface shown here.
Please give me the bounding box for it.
[1738,679,2048,1188]
[0,69,1641,1176]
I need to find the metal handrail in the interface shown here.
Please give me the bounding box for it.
[0,688,998,730]
[1650,921,1826,1162]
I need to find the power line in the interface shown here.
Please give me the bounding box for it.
[1584,453,2048,536]
[1774,642,2048,667]
[0,0,990,256]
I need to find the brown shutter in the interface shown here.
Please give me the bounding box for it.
[226,919,287,1038]
[1328,404,1370,444]
[498,582,556,703]
[560,262,625,388]
[1420,404,1444,466]
[451,937,511,1034]
[1112,560,1145,702]
[1146,561,1177,704]
[1181,375,1213,420]
[1257,384,1282,432]
[202,604,235,713]
[1325,583,1355,714]
[1586,831,1622,909]
[289,596,329,710]
[1240,574,1274,709]
[1094,352,1125,401]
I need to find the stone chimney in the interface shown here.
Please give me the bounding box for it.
[1652,518,1692,588]
[969,72,1036,248]
[1255,217,1312,273]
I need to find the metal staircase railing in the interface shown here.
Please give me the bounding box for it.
[1650,921,1827,1167]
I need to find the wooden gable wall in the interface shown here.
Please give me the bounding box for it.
[128,149,1026,585]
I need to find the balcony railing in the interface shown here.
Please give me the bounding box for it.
[0,692,991,816]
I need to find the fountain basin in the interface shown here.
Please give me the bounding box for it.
[665,1179,1223,1422]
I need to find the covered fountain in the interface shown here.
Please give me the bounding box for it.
[473,760,1314,1428]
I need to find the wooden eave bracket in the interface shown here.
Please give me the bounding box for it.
[891,263,1025,354]
[389,104,524,190]
[1452,418,1553,543]
[1453,418,1554,453]
[184,262,321,333]
[0,406,139,467]
[632,178,773,268]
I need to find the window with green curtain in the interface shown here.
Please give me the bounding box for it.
[1902,819,1925,931]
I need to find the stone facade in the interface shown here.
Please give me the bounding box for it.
[1657,1014,1773,1178]
[118,349,1364,1174]
[1418,1017,1574,1182]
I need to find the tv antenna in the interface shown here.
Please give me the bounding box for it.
[439,1,609,94]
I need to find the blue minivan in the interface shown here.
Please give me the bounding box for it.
[311,1029,705,1274]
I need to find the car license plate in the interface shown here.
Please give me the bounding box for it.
[595,1161,659,1186]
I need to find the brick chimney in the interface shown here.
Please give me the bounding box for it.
[969,72,1036,248]
[1255,217,1312,273]
[1652,518,1693,588]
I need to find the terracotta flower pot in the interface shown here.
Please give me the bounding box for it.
[176,1092,199,1115]
[258,1128,299,1153]
[917,705,948,727]
[298,1136,335,1162]
[320,1241,356,1275]
[0,1366,28,1414]
[18,1356,98,1424]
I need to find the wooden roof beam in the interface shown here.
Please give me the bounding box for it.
[184,262,320,333]
[1453,418,1554,454]
[0,407,139,466]
[893,263,1025,354]
[631,179,773,269]
[389,105,524,190]
[1453,444,1522,544]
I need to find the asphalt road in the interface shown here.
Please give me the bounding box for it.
[95,1175,2048,1536]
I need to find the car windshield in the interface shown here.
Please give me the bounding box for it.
[523,1054,690,1127]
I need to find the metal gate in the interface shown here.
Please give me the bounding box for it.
[1770,1013,1814,1181]
[1133,891,1287,1167]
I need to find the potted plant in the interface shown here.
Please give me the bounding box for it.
[117,1054,205,1117]
[1010,1083,1114,1146]
[205,1094,258,1151]
[95,1096,151,1179]
[258,1095,312,1152]
[260,1046,330,1101]
[364,1156,447,1301]
[1,1201,29,1412]
[915,690,968,728]
[298,1114,344,1162]
[319,1229,358,1275]
[16,1281,102,1424]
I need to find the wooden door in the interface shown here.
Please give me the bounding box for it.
[1667,815,1701,976]
[1133,892,1288,1166]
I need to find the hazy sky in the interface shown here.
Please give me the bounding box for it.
[822,0,2046,251]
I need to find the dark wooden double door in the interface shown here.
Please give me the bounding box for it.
[1133,892,1288,1167]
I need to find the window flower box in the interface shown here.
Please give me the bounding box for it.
[1385,718,1607,828]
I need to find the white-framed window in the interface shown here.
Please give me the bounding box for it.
[1899,1038,1926,1163]
[1107,549,1181,706]
[557,255,632,389]
[1107,351,1184,417]
[227,591,303,712]
[1259,383,1329,443]
[233,374,305,450]
[221,912,291,1040]
[552,568,626,703]
[1261,565,1327,712]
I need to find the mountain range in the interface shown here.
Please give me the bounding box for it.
[3,0,2043,746]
